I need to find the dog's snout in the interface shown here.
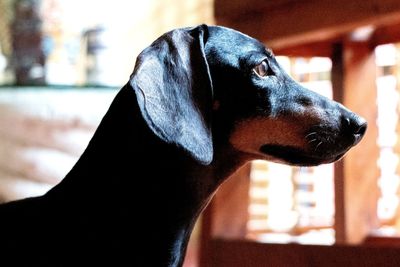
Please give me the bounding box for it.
[342,114,367,145]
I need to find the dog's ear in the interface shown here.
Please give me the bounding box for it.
[129,25,213,164]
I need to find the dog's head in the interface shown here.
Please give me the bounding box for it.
[130,25,366,166]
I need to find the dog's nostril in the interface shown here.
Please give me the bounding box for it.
[344,117,351,126]
[355,121,367,136]
[342,115,367,144]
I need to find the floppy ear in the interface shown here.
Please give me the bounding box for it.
[129,25,213,164]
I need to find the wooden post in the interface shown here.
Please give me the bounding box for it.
[199,163,251,266]
[211,163,251,239]
[332,41,380,244]
[331,43,347,243]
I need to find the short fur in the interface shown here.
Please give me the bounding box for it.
[0,25,366,266]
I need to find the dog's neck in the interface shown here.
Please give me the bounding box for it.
[45,84,246,266]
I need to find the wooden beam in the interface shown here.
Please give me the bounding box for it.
[332,41,380,244]
[215,0,400,50]
[210,239,400,267]
[215,0,296,19]
[274,41,334,58]
[370,22,400,47]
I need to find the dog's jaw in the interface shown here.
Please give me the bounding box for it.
[259,144,347,166]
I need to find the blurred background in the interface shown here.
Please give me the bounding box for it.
[1,1,400,266]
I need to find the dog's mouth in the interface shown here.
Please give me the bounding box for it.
[259,144,347,166]
[258,117,367,166]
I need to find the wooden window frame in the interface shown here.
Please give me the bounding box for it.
[198,1,400,266]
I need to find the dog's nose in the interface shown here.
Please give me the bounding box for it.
[342,115,367,145]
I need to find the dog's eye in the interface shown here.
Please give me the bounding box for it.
[253,60,270,77]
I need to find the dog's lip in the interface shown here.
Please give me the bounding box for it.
[259,144,346,166]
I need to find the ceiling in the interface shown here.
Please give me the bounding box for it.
[214,0,400,56]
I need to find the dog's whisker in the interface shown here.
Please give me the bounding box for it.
[305,132,317,139]
[305,133,318,143]
[307,138,318,144]
[314,141,323,152]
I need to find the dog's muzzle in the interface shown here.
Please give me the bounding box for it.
[260,106,367,166]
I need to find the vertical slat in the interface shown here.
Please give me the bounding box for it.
[332,41,380,244]
[199,203,214,267]
[331,43,347,243]
[199,163,251,267]
[211,163,251,239]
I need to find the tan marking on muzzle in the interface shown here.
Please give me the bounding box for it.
[229,117,310,157]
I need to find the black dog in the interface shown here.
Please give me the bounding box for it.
[0,25,366,266]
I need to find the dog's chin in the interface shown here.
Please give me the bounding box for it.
[259,144,347,166]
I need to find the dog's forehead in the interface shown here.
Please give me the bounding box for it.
[210,26,266,51]
[208,26,267,54]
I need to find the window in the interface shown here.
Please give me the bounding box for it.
[246,44,400,244]
[375,43,400,235]
[247,56,335,244]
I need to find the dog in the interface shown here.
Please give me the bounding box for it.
[0,24,366,266]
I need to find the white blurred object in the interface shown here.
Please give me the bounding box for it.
[0,88,117,203]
